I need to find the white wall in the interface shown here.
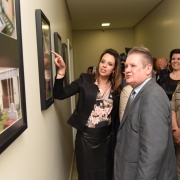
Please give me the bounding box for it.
[0,0,74,180]
[134,0,180,59]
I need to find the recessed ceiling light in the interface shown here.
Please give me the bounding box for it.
[101,23,110,26]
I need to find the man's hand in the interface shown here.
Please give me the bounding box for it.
[173,128,180,145]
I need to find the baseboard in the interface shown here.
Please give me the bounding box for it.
[69,151,75,180]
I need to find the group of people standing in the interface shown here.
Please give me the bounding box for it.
[51,46,180,180]
[157,49,180,180]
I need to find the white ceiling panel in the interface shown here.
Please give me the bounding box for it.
[66,0,163,30]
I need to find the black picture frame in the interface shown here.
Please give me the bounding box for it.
[35,9,54,110]
[62,43,69,85]
[0,0,27,154]
[54,32,62,73]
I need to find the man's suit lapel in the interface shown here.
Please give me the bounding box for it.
[119,78,155,129]
[119,92,141,128]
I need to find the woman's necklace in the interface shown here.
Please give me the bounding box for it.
[98,81,111,98]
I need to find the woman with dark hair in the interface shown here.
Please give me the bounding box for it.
[52,48,122,180]
[159,49,180,100]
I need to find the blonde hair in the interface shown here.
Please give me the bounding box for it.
[128,46,153,68]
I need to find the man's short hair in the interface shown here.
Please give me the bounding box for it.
[128,46,153,68]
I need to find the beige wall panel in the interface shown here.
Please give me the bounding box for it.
[134,0,180,59]
[73,29,134,79]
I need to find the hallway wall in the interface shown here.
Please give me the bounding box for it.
[72,29,134,79]
[134,0,180,59]
[0,0,74,180]
[73,0,180,80]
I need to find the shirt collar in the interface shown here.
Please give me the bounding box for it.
[133,77,151,95]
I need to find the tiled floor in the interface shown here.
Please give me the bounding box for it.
[71,158,78,180]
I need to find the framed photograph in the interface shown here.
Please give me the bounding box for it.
[62,43,69,86]
[54,32,62,72]
[54,32,62,57]
[0,0,27,154]
[35,9,54,110]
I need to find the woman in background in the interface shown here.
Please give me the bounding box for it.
[52,48,122,180]
[159,49,180,100]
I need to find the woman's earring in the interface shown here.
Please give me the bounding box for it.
[112,72,115,78]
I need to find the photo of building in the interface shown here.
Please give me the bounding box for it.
[0,68,21,133]
[0,0,16,39]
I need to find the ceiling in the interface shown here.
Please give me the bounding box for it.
[65,0,163,31]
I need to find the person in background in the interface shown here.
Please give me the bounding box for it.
[119,85,132,122]
[155,57,170,84]
[114,46,177,180]
[171,82,180,180]
[86,66,96,74]
[159,49,180,100]
[119,57,133,122]
[152,57,157,80]
[86,66,93,74]
[52,48,122,180]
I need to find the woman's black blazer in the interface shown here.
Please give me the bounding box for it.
[53,73,120,134]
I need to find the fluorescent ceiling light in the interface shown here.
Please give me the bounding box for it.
[101,23,110,26]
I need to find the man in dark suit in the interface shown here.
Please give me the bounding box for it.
[114,46,177,180]
[155,57,170,84]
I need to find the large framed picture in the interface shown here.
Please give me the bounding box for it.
[0,0,27,154]
[35,9,54,110]
[54,32,62,57]
[62,43,69,86]
[54,32,62,73]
